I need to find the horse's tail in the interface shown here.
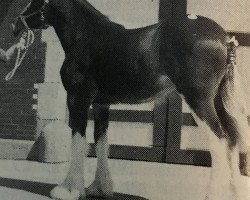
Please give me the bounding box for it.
[216,36,249,151]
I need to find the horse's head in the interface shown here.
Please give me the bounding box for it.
[12,0,51,36]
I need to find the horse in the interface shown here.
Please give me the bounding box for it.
[12,0,250,199]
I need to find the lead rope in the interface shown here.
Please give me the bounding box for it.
[5,29,35,81]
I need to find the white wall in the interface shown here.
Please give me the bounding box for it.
[89,0,159,28]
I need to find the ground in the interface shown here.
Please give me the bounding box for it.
[0,158,211,200]
[5,156,250,200]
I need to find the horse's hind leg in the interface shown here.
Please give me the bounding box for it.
[215,73,250,199]
[50,93,92,200]
[185,96,234,200]
[214,97,249,200]
[86,103,113,197]
[216,69,250,177]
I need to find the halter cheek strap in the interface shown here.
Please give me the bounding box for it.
[19,16,30,30]
[19,0,50,30]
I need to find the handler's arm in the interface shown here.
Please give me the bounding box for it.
[0,44,17,62]
[0,48,7,62]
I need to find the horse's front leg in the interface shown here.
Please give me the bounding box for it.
[86,103,113,197]
[50,93,91,200]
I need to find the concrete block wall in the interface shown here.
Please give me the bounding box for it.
[0,0,46,140]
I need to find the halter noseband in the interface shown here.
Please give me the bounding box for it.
[18,0,50,30]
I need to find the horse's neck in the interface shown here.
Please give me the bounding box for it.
[51,0,107,54]
[53,22,82,53]
[52,16,85,53]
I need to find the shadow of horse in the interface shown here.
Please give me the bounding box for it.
[0,177,148,200]
[0,177,55,197]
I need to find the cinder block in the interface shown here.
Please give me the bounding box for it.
[38,121,71,163]
[37,82,67,121]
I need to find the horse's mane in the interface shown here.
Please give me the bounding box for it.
[74,0,110,22]
[73,0,124,29]
[53,0,124,30]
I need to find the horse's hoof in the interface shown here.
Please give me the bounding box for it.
[86,181,113,198]
[50,186,80,200]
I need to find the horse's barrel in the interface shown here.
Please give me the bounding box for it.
[38,121,71,163]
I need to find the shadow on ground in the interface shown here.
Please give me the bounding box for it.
[0,177,148,199]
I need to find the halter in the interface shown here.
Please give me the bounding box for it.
[18,0,50,30]
[4,0,50,81]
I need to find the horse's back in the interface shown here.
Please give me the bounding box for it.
[78,15,228,104]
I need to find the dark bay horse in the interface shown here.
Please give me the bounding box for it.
[12,0,250,199]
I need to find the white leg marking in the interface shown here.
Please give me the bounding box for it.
[86,132,113,197]
[230,146,250,200]
[50,132,87,200]
[206,135,235,200]
[189,110,234,200]
[222,66,250,175]
[236,115,250,176]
